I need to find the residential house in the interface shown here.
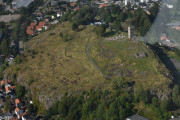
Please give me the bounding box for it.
[0,86,2,92]
[15,107,23,116]
[36,21,48,31]
[6,87,11,94]
[6,55,14,65]
[5,112,13,120]
[99,3,108,8]
[70,2,76,7]
[30,22,37,26]
[18,112,26,119]
[26,26,35,35]
[126,114,149,120]
[35,26,43,31]
[0,112,13,120]
[15,98,20,106]
[9,117,18,120]
[1,80,5,86]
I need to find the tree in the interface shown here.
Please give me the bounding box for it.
[16,85,25,99]
[72,23,78,31]
[152,97,159,108]
[58,99,68,117]
[95,25,106,37]
[4,96,11,112]
[0,22,5,29]
[106,102,119,120]
[28,104,34,113]
[112,21,122,31]
[172,85,180,107]
[160,100,169,112]
[134,86,149,104]
[0,39,9,56]
[59,32,63,38]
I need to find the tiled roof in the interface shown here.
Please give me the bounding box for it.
[15,98,20,104]
[35,26,43,30]
[30,22,37,26]
[27,26,34,30]
[5,87,11,92]
[15,107,20,112]
[99,3,108,8]
[26,30,35,35]
[38,21,46,26]
[126,114,149,120]
[1,80,4,85]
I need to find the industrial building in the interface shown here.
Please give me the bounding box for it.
[12,0,33,10]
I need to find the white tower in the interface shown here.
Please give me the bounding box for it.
[128,27,134,39]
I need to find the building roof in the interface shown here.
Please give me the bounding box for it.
[1,80,4,85]
[70,2,76,6]
[10,86,16,89]
[126,114,149,120]
[9,117,18,120]
[15,98,20,104]
[26,30,35,35]
[19,112,26,117]
[38,21,46,26]
[30,22,37,26]
[5,87,11,93]
[0,99,3,104]
[35,26,43,30]
[15,107,20,112]
[13,0,33,9]
[99,3,108,8]
[27,26,34,30]
[74,7,80,11]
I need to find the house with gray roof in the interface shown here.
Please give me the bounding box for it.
[126,114,149,120]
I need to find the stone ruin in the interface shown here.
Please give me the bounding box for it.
[135,52,147,58]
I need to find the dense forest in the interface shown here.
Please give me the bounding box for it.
[44,78,175,120]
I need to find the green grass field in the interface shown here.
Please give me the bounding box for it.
[89,39,172,90]
[5,22,172,110]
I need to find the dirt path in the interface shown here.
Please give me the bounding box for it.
[85,35,126,79]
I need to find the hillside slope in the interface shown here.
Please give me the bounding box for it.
[5,22,172,110]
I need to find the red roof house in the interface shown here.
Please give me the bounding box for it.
[30,22,37,26]
[99,3,108,8]
[15,98,20,105]
[38,21,46,26]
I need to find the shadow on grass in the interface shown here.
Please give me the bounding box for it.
[76,26,87,32]
[150,44,179,86]
[104,31,116,37]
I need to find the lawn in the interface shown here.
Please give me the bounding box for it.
[89,39,171,90]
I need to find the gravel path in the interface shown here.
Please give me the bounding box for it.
[85,35,126,79]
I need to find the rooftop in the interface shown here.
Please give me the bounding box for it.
[126,114,149,120]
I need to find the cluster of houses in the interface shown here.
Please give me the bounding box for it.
[0,80,33,120]
[26,21,48,36]
[159,34,176,48]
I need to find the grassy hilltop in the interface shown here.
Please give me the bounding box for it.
[5,22,172,111]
